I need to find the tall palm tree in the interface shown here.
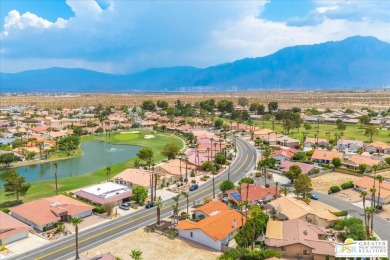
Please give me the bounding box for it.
[375,175,384,211]
[365,207,375,237]
[155,198,163,226]
[130,249,143,260]
[360,191,369,237]
[184,157,189,182]
[172,194,180,224]
[369,187,376,234]
[275,181,279,198]
[105,166,111,182]
[54,162,59,195]
[182,191,189,215]
[211,166,217,198]
[153,172,160,202]
[71,217,84,260]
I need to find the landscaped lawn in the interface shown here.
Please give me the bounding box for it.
[0,130,183,208]
[252,120,389,143]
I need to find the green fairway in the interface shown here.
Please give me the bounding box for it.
[252,120,389,143]
[0,130,183,208]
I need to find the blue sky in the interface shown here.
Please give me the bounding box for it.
[1,0,389,74]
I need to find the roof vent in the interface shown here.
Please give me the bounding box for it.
[303,229,308,235]
[232,219,237,228]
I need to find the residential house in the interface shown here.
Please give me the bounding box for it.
[365,141,390,154]
[337,139,364,152]
[280,161,316,175]
[267,196,339,227]
[223,184,277,207]
[10,195,93,231]
[113,168,175,190]
[0,211,32,245]
[265,219,335,260]
[270,148,298,163]
[177,201,246,251]
[311,149,344,164]
[155,159,197,181]
[304,138,329,148]
[343,155,383,171]
[192,200,230,220]
[74,182,132,206]
[353,176,390,204]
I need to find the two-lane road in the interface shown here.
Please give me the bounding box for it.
[8,136,256,260]
[317,192,390,242]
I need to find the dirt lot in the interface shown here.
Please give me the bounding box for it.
[332,188,362,203]
[83,228,219,260]
[2,90,390,109]
[311,172,361,193]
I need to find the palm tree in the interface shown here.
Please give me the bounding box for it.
[365,207,375,237]
[105,166,111,182]
[37,141,44,159]
[211,166,217,198]
[184,157,189,182]
[71,217,84,260]
[360,191,369,237]
[280,187,291,196]
[275,181,279,198]
[172,194,180,224]
[155,198,163,226]
[54,162,59,195]
[375,175,384,211]
[369,186,376,234]
[153,172,160,202]
[182,191,189,215]
[130,249,143,260]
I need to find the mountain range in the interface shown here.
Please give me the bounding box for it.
[1,36,390,93]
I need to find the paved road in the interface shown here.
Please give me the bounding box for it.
[8,137,256,260]
[317,192,390,241]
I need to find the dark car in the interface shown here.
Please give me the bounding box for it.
[311,194,319,200]
[145,201,155,209]
[119,202,131,210]
[189,184,199,191]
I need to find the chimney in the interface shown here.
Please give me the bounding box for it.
[232,219,237,228]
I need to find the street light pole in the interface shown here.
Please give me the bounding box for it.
[228,163,231,182]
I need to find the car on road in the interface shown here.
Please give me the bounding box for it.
[311,193,319,200]
[145,201,155,209]
[119,202,131,210]
[189,184,199,191]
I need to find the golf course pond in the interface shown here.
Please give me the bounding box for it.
[0,141,141,187]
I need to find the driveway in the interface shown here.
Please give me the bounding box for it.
[3,233,49,257]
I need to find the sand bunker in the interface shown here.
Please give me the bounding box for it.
[121,131,139,134]
[144,135,155,139]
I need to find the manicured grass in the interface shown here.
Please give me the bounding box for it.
[0,130,183,208]
[253,120,389,143]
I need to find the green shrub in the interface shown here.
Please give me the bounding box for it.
[331,211,348,217]
[190,170,195,177]
[255,172,262,177]
[330,186,341,193]
[265,184,270,188]
[312,168,320,174]
[1,208,10,214]
[341,181,353,190]
[93,206,105,214]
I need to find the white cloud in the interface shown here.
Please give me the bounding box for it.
[0,0,389,73]
[2,10,66,37]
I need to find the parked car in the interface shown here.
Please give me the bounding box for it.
[145,201,155,209]
[311,194,319,200]
[189,184,199,191]
[119,202,131,210]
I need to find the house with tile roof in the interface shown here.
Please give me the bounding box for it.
[365,141,390,154]
[177,201,246,251]
[337,139,364,152]
[223,184,277,207]
[304,138,329,148]
[311,149,344,164]
[10,195,93,231]
[343,155,383,171]
[280,161,316,175]
[155,159,197,180]
[113,168,176,189]
[353,176,390,204]
[0,211,32,245]
[265,219,335,260]
[270,148,298,163]
[267,196,339,227]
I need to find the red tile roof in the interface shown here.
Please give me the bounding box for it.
[0,211,32,240]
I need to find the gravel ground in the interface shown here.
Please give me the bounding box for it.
[311,172,361,193]
[83,228,220,260]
